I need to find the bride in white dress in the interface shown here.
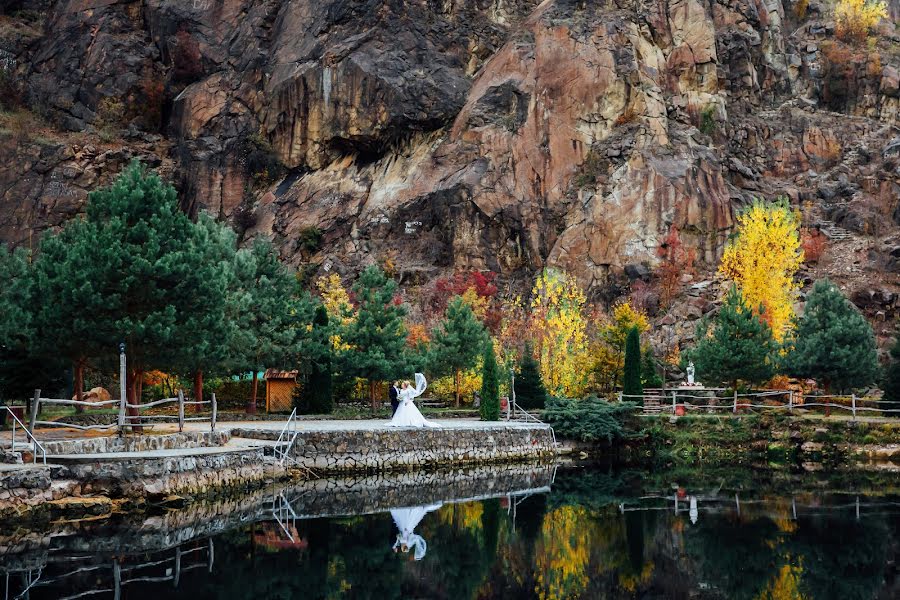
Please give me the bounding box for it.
[391,502,443,560]
[386,373,439,428]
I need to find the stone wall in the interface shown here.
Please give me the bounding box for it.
[40,431,229,456]
[232,423,557,471]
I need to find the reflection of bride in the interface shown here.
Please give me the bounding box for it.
[391,503,443,560]
[386,373,439,428]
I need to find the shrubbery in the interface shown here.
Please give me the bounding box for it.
[835,0,887,44]
[542,396,639,444]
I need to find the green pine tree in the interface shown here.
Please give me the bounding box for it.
[33,161,238,412]
[686,285,776,389]
[883,333,900,413]
[228,238,302,413]
[784,279,879,392]
[341,266,408,408]
[641,347,663,388]
[297,305,334,414]
[515,343,547,410]
[0,245,31,349]
[622,326,643,401]
[428,296,488,407]
[480,345,500,421]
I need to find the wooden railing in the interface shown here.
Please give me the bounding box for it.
[28,388,218,437]
[621,389,900,418]
[1,405,46,464]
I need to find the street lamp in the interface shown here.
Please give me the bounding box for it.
[118,342,126,431]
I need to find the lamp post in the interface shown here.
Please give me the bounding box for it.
[118,342,126,432]
[509,368,515,420]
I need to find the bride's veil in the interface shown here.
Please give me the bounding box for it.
[413,373,427,396]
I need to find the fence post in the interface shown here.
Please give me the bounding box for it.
[178,390,185,433]
[211,393,217,432]
[29,389,40,432]
[788,390,793,412]
[617,391,623,403]
[851,393,857,421]
[733,389,738,414]
[672,391,677,414]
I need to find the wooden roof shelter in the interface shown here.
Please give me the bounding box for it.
[264,369,298,413]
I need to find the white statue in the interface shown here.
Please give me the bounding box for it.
[686,362,695,385]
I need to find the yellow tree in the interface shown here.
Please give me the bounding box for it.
[589,302,650,392]
[719,198,804,342]
[529,269,589,397]
[835,0,887,43]
[315,273,354,350]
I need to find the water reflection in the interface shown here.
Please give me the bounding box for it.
[2,464,899,599]
[391,504,441,560]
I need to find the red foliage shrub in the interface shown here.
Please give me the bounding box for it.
[656,226,696,309]
[801,227,828,263]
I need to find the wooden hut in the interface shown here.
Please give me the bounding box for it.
[264,369,298,413]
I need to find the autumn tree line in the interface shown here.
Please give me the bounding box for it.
[0,164,898,418]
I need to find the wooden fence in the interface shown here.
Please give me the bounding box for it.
[622,389,900,419]
[28,388,218,436]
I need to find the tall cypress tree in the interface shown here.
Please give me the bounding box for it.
[882,332,900,414]
[622,326,643,400]
[784,279,879,392]
[341,266,408,408]
[428,296,488,407]
[686,285,776,389]
[516,343,547,410]
[480,345,500,421]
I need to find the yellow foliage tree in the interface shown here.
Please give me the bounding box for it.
[835,0,887,43]
[589,302,650,392]
[315,273,354,350]
[719,198,804,342]
[529,269,589,397]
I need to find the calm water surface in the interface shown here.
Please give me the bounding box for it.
[3,465,898,599]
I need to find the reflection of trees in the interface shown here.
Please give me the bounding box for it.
[788,515,890,600]
[686,503,893,600]
[169,517,404,599]
[534,505,594,600]
[685,514,783,600]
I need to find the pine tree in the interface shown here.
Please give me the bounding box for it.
[0,245,31,349]
[33,161,238,415]
[516,343,547,410]
[228,238,301,413]
[882,333,900,413]
[622,326,643,401]
[480,345,500,421]
[298,305,334,414]
[784,279,879,392]
[428,296,489,407]
[341,266,408,408]
[686,285,777,389]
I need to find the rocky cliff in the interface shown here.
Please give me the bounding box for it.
[1,1,898,332]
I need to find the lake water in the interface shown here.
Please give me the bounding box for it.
[2,464,898,599]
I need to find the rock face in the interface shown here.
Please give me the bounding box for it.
[1,1,898,299]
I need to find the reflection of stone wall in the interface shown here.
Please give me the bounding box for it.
[233,424,557,471]
[0,462,555,572]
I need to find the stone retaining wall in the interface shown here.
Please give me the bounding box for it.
[233,424,556,471]
[41,431,230,456]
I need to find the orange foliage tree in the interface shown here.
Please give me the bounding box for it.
[656,225,696,309]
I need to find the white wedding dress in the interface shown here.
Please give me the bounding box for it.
[386,373,439,428]
[391,502,443,560]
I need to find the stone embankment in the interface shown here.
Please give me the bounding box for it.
[232,423,557,472]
